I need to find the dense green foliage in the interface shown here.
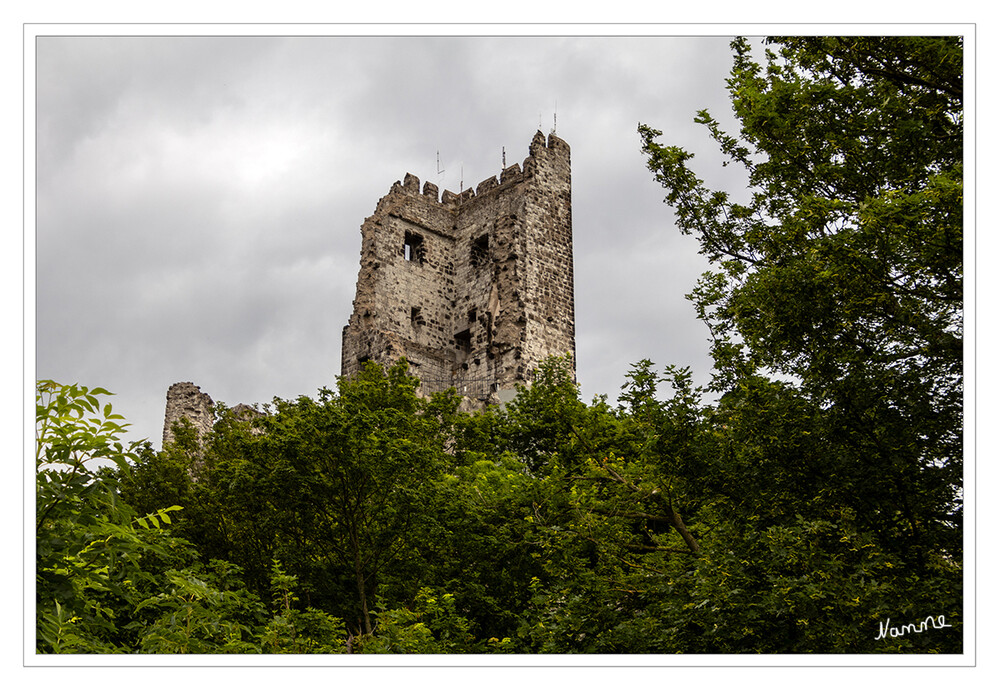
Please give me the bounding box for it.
[36,380,347,653]
[639,34,962,580]
[36,36,962,654]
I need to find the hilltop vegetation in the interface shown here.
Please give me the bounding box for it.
[35,35,962,654]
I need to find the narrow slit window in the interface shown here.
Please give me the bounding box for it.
[470,234,489,268]
[411,306,425,326]
[404,231,425,263]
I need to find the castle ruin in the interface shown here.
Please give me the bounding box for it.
[162,381,215,449]
[162,131,575,448]
[341,131,575,406]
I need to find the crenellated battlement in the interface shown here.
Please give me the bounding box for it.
[341,131,575,409]
[382,131,570,208]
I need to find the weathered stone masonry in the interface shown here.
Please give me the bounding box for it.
[162,131,575,448]
[162,381,215,449]
[340,131,576,407]
[162,382,263,452]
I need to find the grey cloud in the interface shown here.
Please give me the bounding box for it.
[35,33,744,445]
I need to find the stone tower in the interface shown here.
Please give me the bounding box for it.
[341,131,575,406]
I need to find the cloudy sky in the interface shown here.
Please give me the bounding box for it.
[33,30,755,448]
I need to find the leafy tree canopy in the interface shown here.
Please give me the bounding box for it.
[639,35,963,569]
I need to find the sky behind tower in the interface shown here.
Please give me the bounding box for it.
[33,29,782,446]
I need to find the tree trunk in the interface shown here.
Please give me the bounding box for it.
[355,554,372,634]
[351,530,372,634]
[598,462,703,556]
[663,502,701,556]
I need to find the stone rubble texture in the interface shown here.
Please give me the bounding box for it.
[341,131,576,408]
[161,381,215,449]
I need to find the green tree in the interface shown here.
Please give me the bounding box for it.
[485,354,590,474]
[34,381,266,653]
[37,381,354,654]
[639,35,962,570]
[497,361,704,652]
[635,36,963,652]
[272,361,455,634]
[36,380,179,652]
[178,360,460,636]
[255,560,347,654]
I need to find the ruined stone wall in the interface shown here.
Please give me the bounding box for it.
[341,131,575,405]
[340,171,459,387]
[522,132,575,376]
[162,382,215,449]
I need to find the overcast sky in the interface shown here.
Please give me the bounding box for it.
[33,32,756,448]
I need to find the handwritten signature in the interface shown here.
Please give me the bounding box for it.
[875,615,952,641]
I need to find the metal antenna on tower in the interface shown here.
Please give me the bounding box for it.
[552,100,558,134]
[502,146,506,169]
[436,150,445,177]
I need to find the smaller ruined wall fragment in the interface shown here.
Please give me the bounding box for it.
[162,381,215,449]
